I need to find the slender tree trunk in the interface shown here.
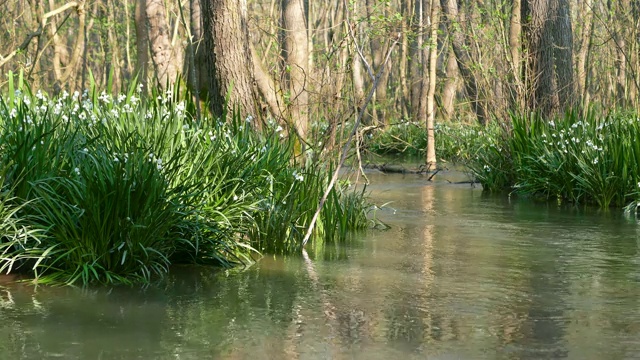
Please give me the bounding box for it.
[416,0,429,124]
[399,0,411,120]
[251,42,285,121]
[441,0,487,125]
[202,0,257,117]
[426,0,439,169]
[441,47,458,120]
[282,0,310,146]
[509,0,523,108]
[576,0,593,108]
[135,0,149,90]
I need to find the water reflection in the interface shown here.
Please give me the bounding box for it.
[2,172,640,359]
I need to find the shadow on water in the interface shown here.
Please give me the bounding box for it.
[2,171,640,359]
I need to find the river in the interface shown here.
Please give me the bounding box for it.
[2,171,640,359]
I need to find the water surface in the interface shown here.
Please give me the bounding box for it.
[2,171,640,359]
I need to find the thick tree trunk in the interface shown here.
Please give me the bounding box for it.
[202,0,257,117]
[522,0,575,114]
[553,0,574,108]
[281,0,310,145]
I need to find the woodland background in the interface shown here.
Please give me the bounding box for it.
[1,0,639,134]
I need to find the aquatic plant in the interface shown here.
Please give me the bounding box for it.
[469,109,640,208]
[0,76,372,285]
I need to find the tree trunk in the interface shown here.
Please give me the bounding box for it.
[522,0,575,114]
[145,0,180,89]
[426,0,439,170]
[440,0,487,125]
[281,0,310,146]
[440,47,458,120]
[202,0,257,117]
[553,0,574,108]
[576,0,593,108]
[509,0,523,108]
[135,0,149,90]
[186,0,208,98]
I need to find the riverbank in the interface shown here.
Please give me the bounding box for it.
[364,109,640,208]
[0,80,371,286]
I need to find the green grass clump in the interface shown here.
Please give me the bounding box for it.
[0,77,371,285]
[365,120,501,164]
[468,109,640,208]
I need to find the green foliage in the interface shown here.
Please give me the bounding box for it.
[365,120,500,164]
[468,110,640,207]
[0,79,371,286]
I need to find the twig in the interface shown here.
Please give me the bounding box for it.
[301,12,400,248]
[0,1,81,68]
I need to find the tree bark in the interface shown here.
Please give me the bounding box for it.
[440,0,487,125]
[135,0,149,90]
[426,0,439,169]
[281,0,310,145]
[202,0,257,118]
[145,0,180,89]
[509,0,523,108]
[440,46,458,120]
[576,0,593,108]
[522,0,575,114]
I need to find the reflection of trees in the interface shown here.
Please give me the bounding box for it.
[383,184,437,350]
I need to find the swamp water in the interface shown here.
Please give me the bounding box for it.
[2,171,640,359]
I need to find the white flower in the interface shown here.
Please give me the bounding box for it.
[99,91,111,104]
[245,115,253,123]
[549,120,555,127]
[74,167,80,175]
[233,195,239,201]
[275,125,283,132]
[293,171,304,182]
[593,158,598,165]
